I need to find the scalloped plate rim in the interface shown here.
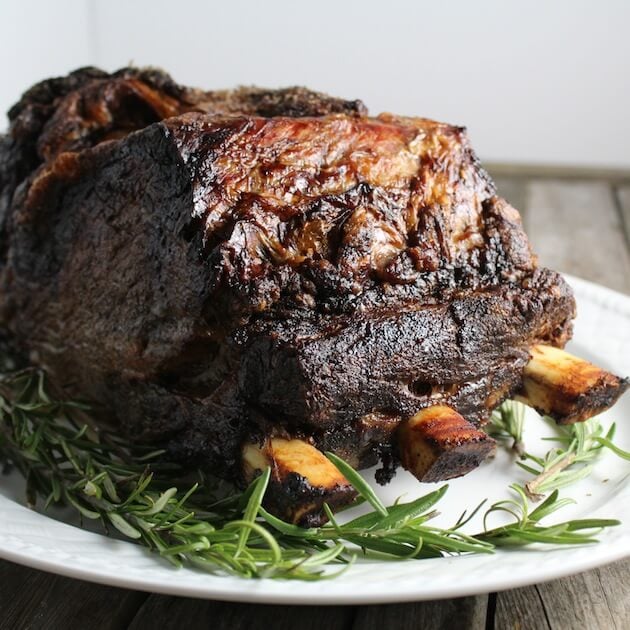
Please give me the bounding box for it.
[1,273,629,604]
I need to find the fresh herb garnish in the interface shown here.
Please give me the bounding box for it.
[488,403,629,500]
[0,367,627,580]
[488,399,526,457]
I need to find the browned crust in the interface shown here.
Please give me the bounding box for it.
[518,345,630,424]
[398,406,496,482]
[242,438,357,526]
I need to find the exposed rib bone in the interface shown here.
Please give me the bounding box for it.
[398,405,496,482]
[242,437,357,526]
[517,345,629,425]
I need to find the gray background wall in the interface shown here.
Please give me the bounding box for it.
[2,0,629,167]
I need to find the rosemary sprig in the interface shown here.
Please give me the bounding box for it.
[488,399,526,457]
[488,401,630,500]
[480,485,620,547]
[0,368,623,580]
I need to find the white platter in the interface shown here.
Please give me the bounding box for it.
[1,274,629,604]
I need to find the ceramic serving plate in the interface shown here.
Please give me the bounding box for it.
[1,274,629,604]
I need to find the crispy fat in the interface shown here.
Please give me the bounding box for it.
[518,345,629,424]
[242,438,357,526]
[398,405,496,482]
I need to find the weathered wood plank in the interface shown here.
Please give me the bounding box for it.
[616,185,630,250]
[0,558,147,630]
[522,180,630,294]
[495,561,630,630]
[351,596,487,630]
[487,163,630,184]
[3,176,629,630]
[594,560,630,626]
[127,592,488,630]
[535,569,620,629]
[492,176,529,216]
[128,598,355,630]
[493,179,630,630]
[495,585,550,630]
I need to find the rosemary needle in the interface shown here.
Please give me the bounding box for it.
[0,368,625,580]
[488,402,630,501]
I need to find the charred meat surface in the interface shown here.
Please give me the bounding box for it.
[517,345,629,424]
[242,437,357,526]
[398,405,497,483]
[0,67,626,523]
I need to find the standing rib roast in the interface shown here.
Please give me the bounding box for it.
[0,68,627,524]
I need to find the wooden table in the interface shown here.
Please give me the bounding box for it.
[2,170,630,630]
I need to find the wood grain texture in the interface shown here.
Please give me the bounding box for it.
[495,585,551,630]
[616,185,630,250]
[495,563,630,630]
[128,598,355,630]
[0,558,147,630]
[487,164,630,184]
[494,177,630,630]
[535,569,621,630]
[523,180,630,294]
[351,597,487,630]
[593,561,630,628]
[492,176,529,217]
[1,175,629,630]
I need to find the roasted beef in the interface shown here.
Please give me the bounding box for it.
[0,68,627,525]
